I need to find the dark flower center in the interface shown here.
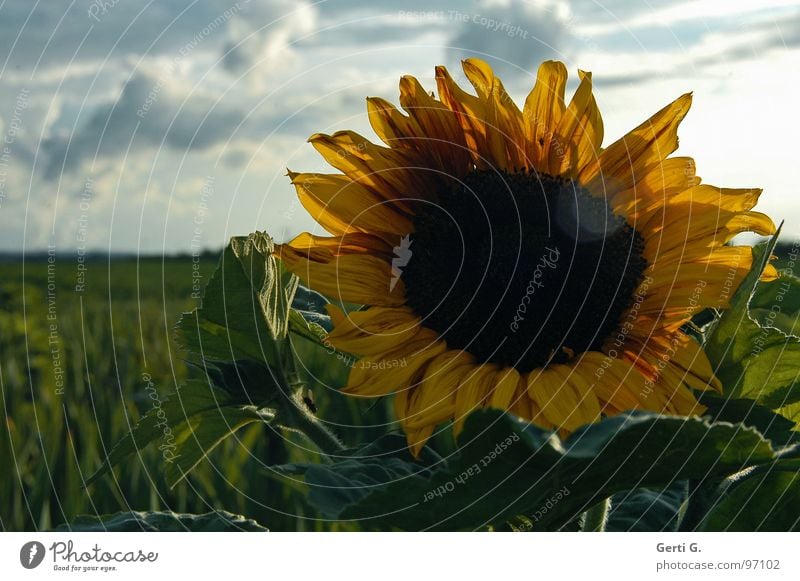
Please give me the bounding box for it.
[401,170,647,372]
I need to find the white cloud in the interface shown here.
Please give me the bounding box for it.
[39,68,245,179]
[1,0,799,254]
[221,0,318,78]
[577,0,800,37]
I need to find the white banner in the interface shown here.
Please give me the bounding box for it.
[0,532,797,580]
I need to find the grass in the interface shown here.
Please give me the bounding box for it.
[3,240,797,531]
[0,252,324,531]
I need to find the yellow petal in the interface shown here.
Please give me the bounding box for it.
[577,352,645,413]
[489,366,522,410]
[405,350,474,430]
[366,96,419,148]
[395,77,473,174]
[609,157,700,216]
[527,365,599,431]
[761,262,779,282]
[308,131,420,212]
[636,346,706,415]
[548,363,602,426]
[407,425,436,458]
[344,334,446,397]
[549,70,603,177]
[581,93,693,192]
[278,239,405,306]
[658,333,721,393]
[326,306,422,357]
[523,60,568,171]
[435,65,490,169]
[453,362,498,434]
[641,200,775,244]
[462,58,526,169]
[671,185,762,212]
[279,231,391,256]
[289,171,413,237]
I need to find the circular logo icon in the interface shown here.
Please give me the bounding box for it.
[20,541,46,569]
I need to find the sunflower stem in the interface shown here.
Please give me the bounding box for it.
[281,337,345,457]
[288,393,345,456]
[281,373,345,456]
[582,497,610,532]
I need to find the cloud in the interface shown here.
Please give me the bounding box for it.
[40,69,244,179]
[220,0,317,75]
[0,0,251,72]
[2,0,799,254]
[576,0,799,37]
[587,12,800,91]
[448,0,570,76]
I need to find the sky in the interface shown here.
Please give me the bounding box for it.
[0,0,798,255]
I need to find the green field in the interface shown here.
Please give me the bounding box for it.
[0,252,321,531]
[2,241,799,532]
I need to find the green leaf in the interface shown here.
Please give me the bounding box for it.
[750,274,800,336]
[704,230,800,408]
[778,401,800,424]
[289,332,353,391]
[176,231,298,367]
[287,303,354,390]
[276,434,442,519]
[334,410,776,531]
[293,285,332,328]
[607,482,686,532]
[288,308,328,343]
[88,234,350,489]
[698,393,799,448]
[86,380,274,487]
[163,405,273,487]
[229,232,298,340]
[53,510,268,532]
[202,359,287,404]
[699,469,800,531]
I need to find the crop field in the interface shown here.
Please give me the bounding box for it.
[0,253,318,531]
[2,240,799,533]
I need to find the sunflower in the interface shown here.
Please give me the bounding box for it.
[277,59,777,455]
